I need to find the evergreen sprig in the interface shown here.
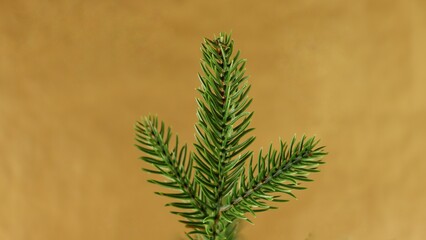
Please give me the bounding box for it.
[135,32,326,240]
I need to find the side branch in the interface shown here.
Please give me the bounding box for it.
[135,116,208,221]
[219,136,326,219]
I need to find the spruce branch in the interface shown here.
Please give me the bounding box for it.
[135,32,327,240]
[219,136,325,220]
[193,33,255,239]
[135,116,208,230]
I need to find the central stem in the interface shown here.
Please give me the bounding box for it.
[211,40,230,240]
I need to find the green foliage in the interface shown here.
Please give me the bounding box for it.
[135,32,326,240]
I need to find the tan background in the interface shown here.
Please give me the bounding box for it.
[1,0,426,239]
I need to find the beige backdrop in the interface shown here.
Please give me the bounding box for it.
[1,0,426,239]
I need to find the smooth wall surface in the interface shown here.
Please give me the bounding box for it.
[1,0,425,239]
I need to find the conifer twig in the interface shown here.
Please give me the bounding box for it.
[135,32,327,240]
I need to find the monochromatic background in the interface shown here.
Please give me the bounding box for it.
[1,0,425,239]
